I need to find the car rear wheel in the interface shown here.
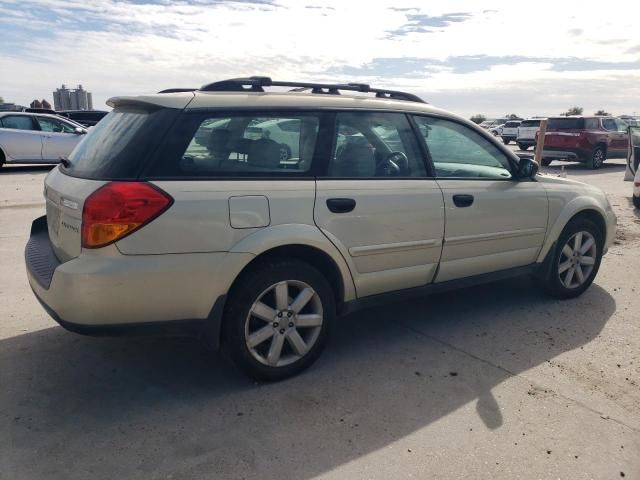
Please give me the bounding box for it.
[502,138,510,145]
[223,259,334,381]
[518,144,529,151]
[586,146,606,169]
[537,218,603,299]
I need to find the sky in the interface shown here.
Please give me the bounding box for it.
[1,0,639,118]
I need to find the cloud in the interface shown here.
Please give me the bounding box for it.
[1,0,639,117]
[386,12,472,38]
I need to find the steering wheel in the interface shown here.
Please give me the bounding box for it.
[376,151,407,176]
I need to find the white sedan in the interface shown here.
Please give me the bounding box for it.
[0,112,88,168]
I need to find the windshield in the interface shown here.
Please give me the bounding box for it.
[63,106,178,179]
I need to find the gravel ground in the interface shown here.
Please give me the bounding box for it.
[0,159,638,480]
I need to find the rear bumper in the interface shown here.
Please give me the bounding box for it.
[25,216,251,345]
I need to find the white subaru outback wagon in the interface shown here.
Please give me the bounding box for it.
[26,77,617,380]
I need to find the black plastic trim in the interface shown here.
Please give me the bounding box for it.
[339,264,539,316]
[31,286,228,345]
[25,216,60,290]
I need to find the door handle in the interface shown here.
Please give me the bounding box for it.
[327,198,356,213]
[453,194,474,208]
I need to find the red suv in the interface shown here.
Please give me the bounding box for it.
[540,116,629,169]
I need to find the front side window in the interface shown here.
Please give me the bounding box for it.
[0,115,35,130]
[327,112,425,177]
[602,118,617,131]
[163,114,319,176]
[413,116,513,179]
[36,117,76,133]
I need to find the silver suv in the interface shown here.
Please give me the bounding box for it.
[25,77,616,380]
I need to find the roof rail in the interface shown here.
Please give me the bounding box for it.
[198,76,426,103]
[158,88,196,93]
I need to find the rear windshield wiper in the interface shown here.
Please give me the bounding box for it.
[59,156,71,168]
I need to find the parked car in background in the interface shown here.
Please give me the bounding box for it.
[619,115,640,127]
[500,120,522,144]
[489,123,505,136]
[517,118,543,150]
[541,116,629,169]
[57,110,109,127]
[0,112,87,168]
[481,118,508,130]
[25,76,616,380]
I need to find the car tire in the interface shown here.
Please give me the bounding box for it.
[279,144,292,162]
[586,146,606,169]
[223,259,335,381]
[633,195,640,209]
[541,158,553,167]
[536,217,603,299]
[0,150,4,169]
[502,138,510,145]
[518,144,529,151]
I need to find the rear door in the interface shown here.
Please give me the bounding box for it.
[36,116,84,161]
[314,111,445,298]
[0,114,43,162]
[412,115,548,282]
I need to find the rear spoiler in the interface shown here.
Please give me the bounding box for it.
[106,93,195,110]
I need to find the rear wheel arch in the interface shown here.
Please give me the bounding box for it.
[227,244,346,312]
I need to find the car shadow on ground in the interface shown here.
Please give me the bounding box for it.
[1,276,615,479]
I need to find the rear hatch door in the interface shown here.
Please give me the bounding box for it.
[45,102,184,261]
[545,117,585,148]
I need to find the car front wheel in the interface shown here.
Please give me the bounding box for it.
[518,144,529,151]
[223,259,334,381]
[537,218,603,299]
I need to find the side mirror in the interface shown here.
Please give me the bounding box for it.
[516,156,539,179]
[74,127,87,135]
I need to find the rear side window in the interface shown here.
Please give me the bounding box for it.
[547,118,585,129]
[151,113,320,177]
[0,115,35,130]
[520,120,541,127]
[64,106,179,179]
[504,121,521,128]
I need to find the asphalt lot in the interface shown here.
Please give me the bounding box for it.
[1,157,639,480]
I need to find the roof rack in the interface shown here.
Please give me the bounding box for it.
[197,76,426,103]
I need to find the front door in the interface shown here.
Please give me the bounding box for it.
[412,115,548,282]
[36,116,83,161]
[314,111,445,298]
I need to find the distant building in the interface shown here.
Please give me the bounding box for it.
[53,84,93,111]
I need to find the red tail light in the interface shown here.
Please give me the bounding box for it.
[82,182,173,249]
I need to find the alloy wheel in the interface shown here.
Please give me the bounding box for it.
[244,280,323,367]
[558,231,597,288]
